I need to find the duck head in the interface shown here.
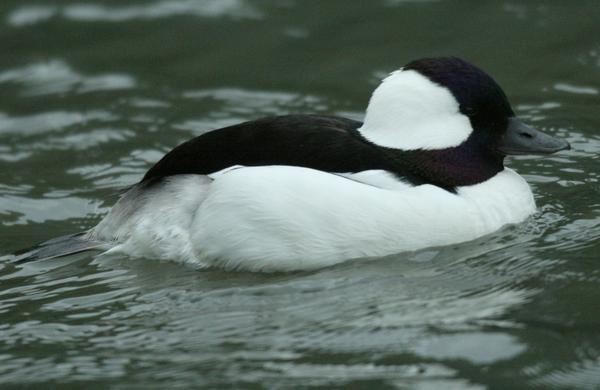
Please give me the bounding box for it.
[358,57,570,188]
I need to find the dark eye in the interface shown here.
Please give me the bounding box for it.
[462,106,477,116]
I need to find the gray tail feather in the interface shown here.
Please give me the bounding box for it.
[10,233,108,264]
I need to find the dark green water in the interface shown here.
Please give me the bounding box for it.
[0,1,599,388]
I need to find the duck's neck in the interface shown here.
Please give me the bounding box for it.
[352,129,505,190]
[383,144,505,191]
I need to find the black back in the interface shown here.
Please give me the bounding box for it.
[143,115,394,182]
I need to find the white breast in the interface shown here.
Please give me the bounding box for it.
[91,166,535,271]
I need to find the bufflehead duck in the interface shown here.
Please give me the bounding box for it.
[14,57,570,271]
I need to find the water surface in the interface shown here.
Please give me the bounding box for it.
[1,1,599,388]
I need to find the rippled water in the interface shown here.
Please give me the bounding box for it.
[1,1,599,388]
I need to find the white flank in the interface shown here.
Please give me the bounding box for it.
[358,69,473,150]
[88,166,536,271]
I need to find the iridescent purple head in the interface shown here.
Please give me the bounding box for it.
[358,57,570,188]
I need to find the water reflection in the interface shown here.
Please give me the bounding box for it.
[0,111,115,136]
[0,60,136,96]
[0,195,100,226]
[8,0,261,27]
[554,83,599,96]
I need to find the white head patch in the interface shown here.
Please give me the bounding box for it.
[358,69,473,150]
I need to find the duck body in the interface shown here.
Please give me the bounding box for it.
[16,57,570,271]
[90,162,534,271]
